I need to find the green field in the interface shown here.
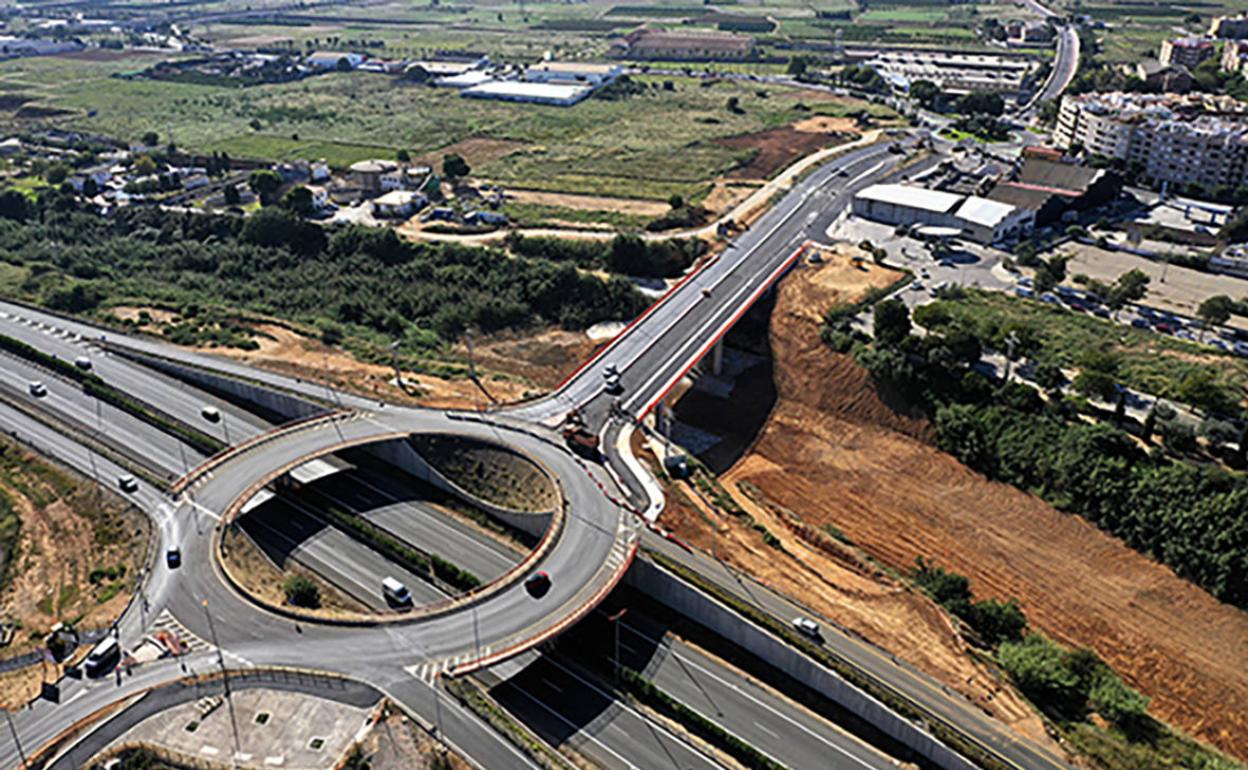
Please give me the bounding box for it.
[0,53,894,202]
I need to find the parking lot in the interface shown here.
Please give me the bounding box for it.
[1056,242,1248,331]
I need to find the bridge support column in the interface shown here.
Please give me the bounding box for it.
[711,338,724,376]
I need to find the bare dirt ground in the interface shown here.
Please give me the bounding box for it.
[414,138,525,172]
[698,248,1248,760]
[701,181,760,216]
[365,709,471,770]
[0,441,148,707]
[504,189,668,216]
[716,126,854,181]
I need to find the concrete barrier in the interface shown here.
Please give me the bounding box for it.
[106,346,327,423]
[626,558,980,770]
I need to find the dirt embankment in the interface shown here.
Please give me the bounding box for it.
[0,440,149,707]
[709,250,1248,760]
[408,435,559,513]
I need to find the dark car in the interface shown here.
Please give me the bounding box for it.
[166,547,182,569]
[525,571,551,598]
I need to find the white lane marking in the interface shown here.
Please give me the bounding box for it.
[754,721,779,740]
[542,656,723,769]
[541,678,564,694]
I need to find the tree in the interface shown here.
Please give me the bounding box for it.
[248,169,283,205]
[1089,675,1149,732]
[909,79,942,109]
[1198,295,1234,333]
[726,96,743,114]
[141,130,159,147]
[1072,349,1120,402]
[969,598,1028,647]
[1108,268,1149,315]
[955,90,1004,117]
[133,155,158,176]
[442,152,470,179]
[873,298,911,347]
[223,183,241,206]
[1032,360,1065,393]
[668,194,685,210]
[1199,417,1238,451]
[336,56,353,72]
[998,634,1086,719]
[45,163,71,185]
[396,148,411,162]
[281,185,316,217]
[282,574,321,607]
[1033,255,1069,294]
[1176,369,1234,415]
[786,56,808,77]
[0,189,31,222]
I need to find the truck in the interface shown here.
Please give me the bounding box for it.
[562,410,601,460]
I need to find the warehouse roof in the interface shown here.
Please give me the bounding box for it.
[461,80,592,102]
[955,196,1019,227]
[855,184,963,214]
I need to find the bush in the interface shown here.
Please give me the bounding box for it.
[282,574,321,608]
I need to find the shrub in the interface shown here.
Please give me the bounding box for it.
[282,574,321,608]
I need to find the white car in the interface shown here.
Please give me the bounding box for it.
[792,616,820,638]
[28,381,47,397]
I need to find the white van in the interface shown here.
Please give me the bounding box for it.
[201,406,221,423]
[382,577,412,606]
[84,636,121,677]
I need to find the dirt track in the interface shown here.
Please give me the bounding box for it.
[716,252,1248,760]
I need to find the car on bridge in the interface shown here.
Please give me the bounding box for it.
[525,571,552,598]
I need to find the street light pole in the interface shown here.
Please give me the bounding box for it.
[607,608,628,684]
[4,709,27,769]
[202,600,242,770]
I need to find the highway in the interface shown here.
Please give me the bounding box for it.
[0,133,1075,770]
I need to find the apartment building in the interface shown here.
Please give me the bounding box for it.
[1054,92,1248,190]
[1159,37,1215,69]
[1210,14,1248,39]
[1223,40,1248,73]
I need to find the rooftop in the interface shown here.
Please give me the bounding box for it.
[955,196,1019,228]
[527,61,620,75]
[1168,37,1214,48]
[461,80,592,101]
[1016,158,1106,195]
[856,183,963,213]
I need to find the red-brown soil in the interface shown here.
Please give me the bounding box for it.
[716,123,855,180]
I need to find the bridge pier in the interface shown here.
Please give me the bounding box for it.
[711,339,724,376]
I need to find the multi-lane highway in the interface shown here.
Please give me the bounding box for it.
[0,133,1073,770]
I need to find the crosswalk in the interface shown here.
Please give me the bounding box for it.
[151,609,214,654]
[407,647,496,684]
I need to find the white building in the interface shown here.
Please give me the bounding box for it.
[460,80,594,107]
[1054,92,1248,190]
[372,190,425,218]
[852,184,1032,245]
[305,51,365,71]
[524,61,622,86]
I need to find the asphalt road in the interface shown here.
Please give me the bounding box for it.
[608,614,897,770]
[489,655,725,770]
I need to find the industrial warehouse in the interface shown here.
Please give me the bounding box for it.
[851,183,1036,244]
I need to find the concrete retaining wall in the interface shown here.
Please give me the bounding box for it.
[626,558,980,770]
[365,438,552,539]
[110,349,326,423]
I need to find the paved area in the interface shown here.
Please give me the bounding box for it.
[1056,242,1248,329]
[119,688,375,769]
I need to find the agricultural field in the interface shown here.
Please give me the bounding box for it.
[1061,0,1245,63]
[0,51,895,203]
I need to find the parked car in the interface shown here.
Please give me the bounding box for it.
[1014,287,1035,299]
[1040,293,1061,305]
[1155,323,1175,335]
[1130,318,1150,329]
